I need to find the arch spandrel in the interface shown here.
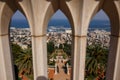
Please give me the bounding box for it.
[114,0,120,34]
[64,0,101,36]
[81,0,102,36]
[102,0,120,36]
[17,0,58,36]
[17,0,34,35]
[65,0,82,36]
[42,1,59,35]
[20,0,59,36]
[0,3,16,35]
[59,0,75,35]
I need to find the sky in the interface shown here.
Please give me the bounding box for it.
[12,10,109,21]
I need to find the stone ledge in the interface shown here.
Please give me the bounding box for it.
[111,35,120,37]
[31,34,46,37]
[0,34,8,36]
[73,35,87,38]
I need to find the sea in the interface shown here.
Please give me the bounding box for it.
[10,19,111,31]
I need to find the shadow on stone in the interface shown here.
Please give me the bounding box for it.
[14,65,19,80]
[37,76,48,80]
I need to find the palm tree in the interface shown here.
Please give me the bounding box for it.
[11,43,23,64]
[85,44,108,79]
[15,48,33,76]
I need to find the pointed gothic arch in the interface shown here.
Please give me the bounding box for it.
[86,9,110,79]
[0,3,17,80]
[17,0,34,34]
[43,1,74,35]
[88,1,120,80]
[0,2,32,80]
[0,0,120,80]
[102,1,120,80]
[42,1,75,79]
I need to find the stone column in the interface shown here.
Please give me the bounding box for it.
[32,34,48,80]
[0,34,15,80]
[106,35,120,80]
[72,35,87,80]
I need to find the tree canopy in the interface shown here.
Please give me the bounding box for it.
[47,41,55,54]
[85,44,108,80]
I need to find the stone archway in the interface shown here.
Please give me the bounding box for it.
[102,1,120,80]
[0,1,31,80]
[0,3,17,80]
[41,1,75,80]
[87,0,120,80]
[86,9,111,80]
[0,0,120,80]
[43,0,74,35]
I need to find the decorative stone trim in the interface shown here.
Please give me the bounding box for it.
[0,34,8,36]
[111,35,120,37]
[73,35,87,38]
[31,34,46,37]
